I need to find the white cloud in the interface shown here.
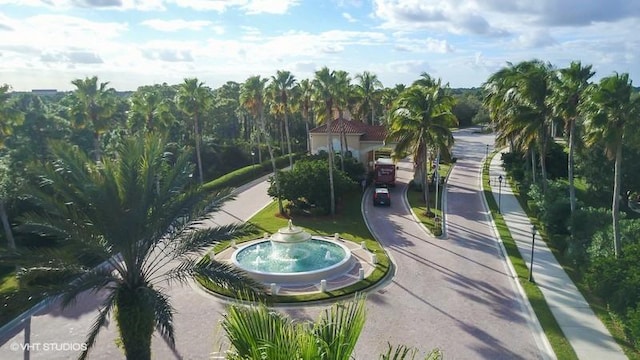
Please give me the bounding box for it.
[342,12,357,23]
[0,0,165,10]
[425,38,453,53]
[141,19,215,32]
[243,0,300,15]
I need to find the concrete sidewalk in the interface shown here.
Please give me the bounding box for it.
[488,150,627,360]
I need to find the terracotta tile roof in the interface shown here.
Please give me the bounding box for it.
[310,120,387,142]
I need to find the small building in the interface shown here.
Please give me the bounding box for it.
[309,119,395,171]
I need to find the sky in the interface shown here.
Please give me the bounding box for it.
[1,0,639,92]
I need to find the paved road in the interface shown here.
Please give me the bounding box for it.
[1,129,550,359]
[352,128,549,359]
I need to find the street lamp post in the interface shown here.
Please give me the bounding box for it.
[528,225,537,283]
[251,151,256,168]
[486,144,489,160]
[498,175,503,214]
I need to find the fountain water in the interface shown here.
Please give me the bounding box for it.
[231,220,355,284]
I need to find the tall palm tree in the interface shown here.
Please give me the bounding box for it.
[334,70,351,170]
[241,76,284,214]
[483,60,554,190]
[69,76,116,162]
[18,135,261,359]
[297,78,314,153]
[0,84,23,251]
[581,73,640,258]
[313,67,339,215]
[548,61,594,218]
[355,71,383,125]
[271,70,297,167]
[176,78,211,184]
[388,81,457,215]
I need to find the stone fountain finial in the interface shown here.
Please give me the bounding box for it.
[288,219,293,230]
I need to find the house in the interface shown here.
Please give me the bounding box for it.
[308,119,395,171]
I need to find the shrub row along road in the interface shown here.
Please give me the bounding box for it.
[0,129,549,359]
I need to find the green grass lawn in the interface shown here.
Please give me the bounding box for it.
[202,191,391,303]
[406,163,450,236]
[481,157,578,359]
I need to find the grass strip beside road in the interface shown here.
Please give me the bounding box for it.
[483,153,577,360]
[407,163,450,236]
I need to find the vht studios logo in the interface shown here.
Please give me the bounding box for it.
[10,342,88,352]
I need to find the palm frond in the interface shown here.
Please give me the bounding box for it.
[78,291,117,360]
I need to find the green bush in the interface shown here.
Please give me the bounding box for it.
[202,153,300,192]
[269,158,356,215]
[527,181,571,237]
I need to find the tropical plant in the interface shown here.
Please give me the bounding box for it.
[176,77,212,184]
[388,81,457,215]
[297,78,314,153]
[270,70,297,167]
[548,61,594,218]
[128,85,175,134]
[220,293,443,360]
[0,84,24,147]
[67,76,117,162]
[580,73,640,258]
[222,294,366,360]
[334,70,352,170]
[241,76,284,214]
[312,67,339,215]
[355,71,383,125]
[15,135,262,359]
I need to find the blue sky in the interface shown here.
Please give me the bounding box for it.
[1,0,639,91]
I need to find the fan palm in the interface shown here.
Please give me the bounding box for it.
[580,73,640,258]
[18,135,262,359]
[176,78,211,184]
[128,86,175,134]
[388,81,457,215]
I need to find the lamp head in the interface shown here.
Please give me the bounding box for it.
[498,175,503,182]
[532,225,537,235]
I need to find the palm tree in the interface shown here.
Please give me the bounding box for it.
[581,73,640,258]
[298,78,314,153]
[69,76,116,162]
[220,293,443,360]
[388,81,457,215]
[355,71,383,125]
[128,86,174,134]
[18,135,261,360]
[483,60,554,190]
[222,294,366,360]
[176,78,211,184]
[312,67,339,215]
[241,76,284,214]
[548,61,594,218]
[334,70,352,170]
[271,70,297,167]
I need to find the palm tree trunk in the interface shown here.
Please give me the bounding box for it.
[612,143,622,258]
[116,289,155,360]
[305,120,311,154]
[93,132,101,162]
[327,108,336,215]
[539,133,549,194]
[568,118,577,238]
[284,108,293,168]
[194,114,204,184]
[339,111,345,171]
[422,143,431,215]
[261,106,283,214]
[0,200,16,251]
[530,148,536,183]
[370,103,375,125]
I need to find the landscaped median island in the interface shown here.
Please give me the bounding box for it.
[197,193,391,303]
[406,163,451,237]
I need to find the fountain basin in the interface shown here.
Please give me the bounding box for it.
[231,237,355,285]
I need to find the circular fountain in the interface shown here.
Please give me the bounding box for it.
[231,220,355,284]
